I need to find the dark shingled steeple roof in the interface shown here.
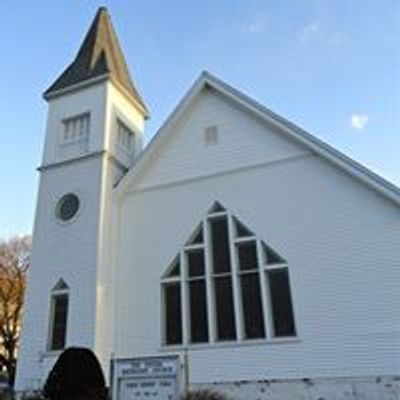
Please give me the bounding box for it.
[44,7,148,116]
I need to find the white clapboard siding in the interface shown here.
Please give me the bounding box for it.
[114,87,400,383]
[131,87,311,191]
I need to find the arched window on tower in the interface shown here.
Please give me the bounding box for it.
[48,279,69,351]
[161,202,296,346]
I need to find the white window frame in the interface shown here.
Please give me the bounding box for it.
[161,204,297,348]
[62,112,91,145]
[47,280,69,352]
[117,118,135,154]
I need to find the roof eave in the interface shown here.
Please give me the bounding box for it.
[43,73,150,119]
[109,76,150,119]
[43,73,110,101]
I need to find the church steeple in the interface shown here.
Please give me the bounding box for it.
[44,7,148,117]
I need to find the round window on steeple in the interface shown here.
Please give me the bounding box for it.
[56,193,80,222]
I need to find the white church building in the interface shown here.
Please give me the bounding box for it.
[16,7,400,399]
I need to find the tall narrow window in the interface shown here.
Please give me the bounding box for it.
[263,244,296,337]
[237,240,265,339]
[187,249,208,343]
[210,217,231,274]
[161,202,296,347]
[117,119,135,153]
[267,268,296,337]
[162,259,182,345]
[214,276,236,340]
[49,280,69,351]
[210,216,236,341]
[164,283,182,345]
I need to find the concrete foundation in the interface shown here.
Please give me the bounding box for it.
[192,376,400,400]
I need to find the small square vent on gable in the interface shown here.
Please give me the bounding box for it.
[204,125,219,146]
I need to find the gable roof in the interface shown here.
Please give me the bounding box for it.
[115,71,400,206]
[44,7,148,117]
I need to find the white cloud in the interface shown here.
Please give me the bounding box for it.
[300,22,320,42]
[351,114,370,130]
[299,22,348,47]
[303,22,320,35]
[244,16,266,35]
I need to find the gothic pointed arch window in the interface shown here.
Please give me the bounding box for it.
[161,202,296,346]
[48,279,70,351]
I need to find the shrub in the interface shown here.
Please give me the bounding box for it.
[20,391,44,400]
[43,347,107,400]
[183,389,230,400]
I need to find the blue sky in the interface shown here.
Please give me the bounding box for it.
[0,1,399,238]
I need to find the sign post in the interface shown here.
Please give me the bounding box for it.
[111,355,184,400]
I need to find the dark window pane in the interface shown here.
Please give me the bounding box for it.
[51,294,68,350]
[214,277,236,340]
[166,259,180,278]
[53,279,69,291]
[209,202,226,214]
[237,242,258,271]
[241,273,265,339]
[187,250,205,278]
[56,193,80,221]
[268,269,296,337]
[165,283,182,345]
[187,225,204,245]
[189,280,208,343]
[263,243,285,265]
[210,217,231,274]
[235,219,254,237]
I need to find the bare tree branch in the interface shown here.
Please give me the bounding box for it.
[0,235,31,385]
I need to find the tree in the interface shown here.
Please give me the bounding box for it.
[0,236,31,385]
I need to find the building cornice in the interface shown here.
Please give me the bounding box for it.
[38,151,106,171]
[43,74,110,101]
[43,73,149,119]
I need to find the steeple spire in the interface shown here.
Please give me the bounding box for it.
[44,7,148,117]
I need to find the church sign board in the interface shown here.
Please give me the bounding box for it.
[111,355,183,400]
